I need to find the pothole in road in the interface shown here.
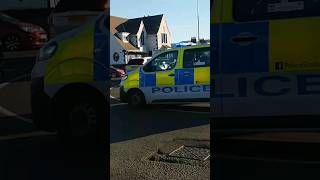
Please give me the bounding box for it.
[148,139,210,167]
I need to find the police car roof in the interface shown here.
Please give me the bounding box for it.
[170,45,210,51]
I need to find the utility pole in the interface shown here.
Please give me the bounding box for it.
[197,0,200,44]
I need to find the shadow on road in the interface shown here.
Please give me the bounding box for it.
[0,133,107,180]
[110,104,210,143]
[0,57,35,83]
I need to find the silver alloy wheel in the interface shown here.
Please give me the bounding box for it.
[4,35,21,51]
[68,103,97,137]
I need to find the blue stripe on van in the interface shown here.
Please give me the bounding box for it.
[221,22,269,73]
[175,69,194,85]
[211,22,269,74]
[94,14,109,81]
[211,24,220,74]
[139,69,156,87]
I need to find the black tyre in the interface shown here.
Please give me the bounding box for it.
[31,94,54,131]
[2,34,21,52]
[56,93,106,144]
[127,90,146,108]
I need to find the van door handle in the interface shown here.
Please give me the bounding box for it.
[231,35,257,46]
[168,73,175,77]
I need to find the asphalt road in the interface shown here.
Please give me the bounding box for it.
[0,55,107,180]
[109,86,211,180]
[5,55,320,180]
[0,54,211,180]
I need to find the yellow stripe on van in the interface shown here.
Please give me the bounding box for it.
[45,25,95,85]
[221,0,234,23]
[156,72,175,87]
[211,0,222,24]
[269,17,320,73]
[194,67,210,85]
[123,69,140,90]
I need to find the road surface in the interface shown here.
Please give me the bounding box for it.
[0,55,211,180]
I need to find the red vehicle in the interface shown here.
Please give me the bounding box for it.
[0,12,48,51]
[110,66,125,78]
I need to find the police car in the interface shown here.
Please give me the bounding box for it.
[31,12,108,140]
[120,45,210,107]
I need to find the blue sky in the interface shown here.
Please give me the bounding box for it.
[110,0,210,43]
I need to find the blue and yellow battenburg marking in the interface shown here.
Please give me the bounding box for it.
[211,0,320,75]
[122,46,210,103]
[139,68,196,88]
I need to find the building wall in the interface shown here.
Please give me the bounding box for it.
[156,17,172,49]
[146,35,158,55]
[110,32,126,65]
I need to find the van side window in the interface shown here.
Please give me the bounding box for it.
[143,51,178,72]
[234,0,320,22]
[183,48,210,68]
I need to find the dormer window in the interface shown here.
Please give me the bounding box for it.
[118,32,130,43]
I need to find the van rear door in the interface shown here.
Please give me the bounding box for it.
[215,0,320,118]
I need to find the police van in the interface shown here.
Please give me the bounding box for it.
[31,11,108,139]
[211,0,320,121]
[120,45,210,107]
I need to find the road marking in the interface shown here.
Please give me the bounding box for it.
[110,95,120,100]
[0,74,33,123]
[0,131,56,141]
[0,82,9,89]
[169,145,184,156]
[204,155,210,161]
[110,87,120,100]
[0,74,29,89]
[164,109,210,115]
[111,103,127,107]
[0,106,33,123]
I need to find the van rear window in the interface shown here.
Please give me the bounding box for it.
[234,0,320,22]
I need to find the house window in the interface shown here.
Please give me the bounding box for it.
[141,31,145,45]
[161,33,168,44]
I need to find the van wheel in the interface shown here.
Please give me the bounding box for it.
[56,94,105,144]
[128,90,145,108]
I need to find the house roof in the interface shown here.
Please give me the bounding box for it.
[110,16,128,35]
[115,14,164,35]
[110,14,164,52]
[110,16,138,51]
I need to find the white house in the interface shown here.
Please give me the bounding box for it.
[111,14,172,58]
